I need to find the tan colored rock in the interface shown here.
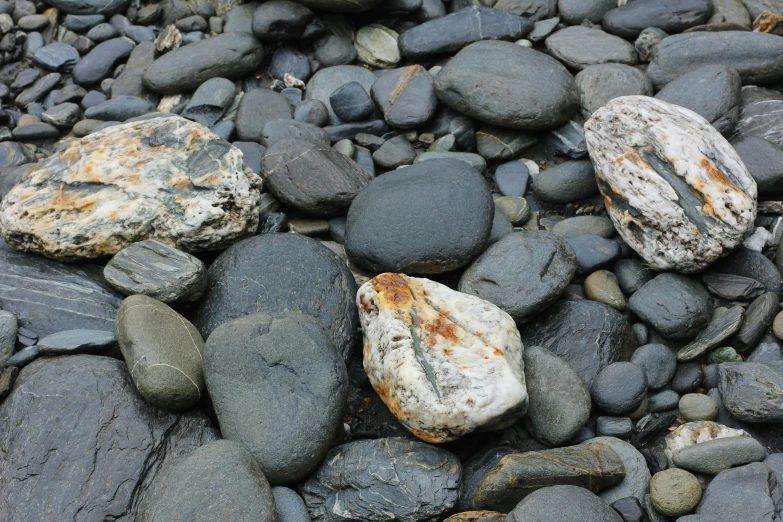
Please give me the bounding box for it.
[358,273,528,443]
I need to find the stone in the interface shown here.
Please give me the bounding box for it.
[520,299,635,386]
[664,421,749,460]
[42,102,81,128]
[628,274,711,341]
[325,120,388,143]
[305,65,377,125]
[295,99,328,127]
[143,32,264,94]
[566,234,622,274]
[301,438,460,522]
[33,43,80,73]
[193,233,358,359]
[493,197,530,226]
[313,35,356,67]
[710,0,752,25]
[649,469,702,517]
[711,246,783,298]
[733,292,780,353]
[104,240,207,304]
[585,96,757,273]
[72,37,135,86]
[507,485,622,522]
[732,86,783,148]
[414,151,487,175]
[0,356,217,521]
[558,0,616,24]
[45,0,129,15]
[84,96,156,120]
[236,88,293,142]
[649,390,680,412]
[718,361,783,423]
[575,63,653,118]
[488,207,514,245]
[671,363,704,393]
[136,440,277,522]
[345,159,493,274]
[181,77,236,128]
[703,272,766,300]
[673,436,766,474]
[329,81,374,122]
[0,116,262,261]
[458,447,520,513]
[596,417,633,439]
[0,310,16,368]
[355,24,400,69]
[591,362,648,415]
[372,135,416,169]
[523,345,591,446]
[36,329,116,355]
[531,159,598,204]
[631,344,677,390]
[16,73,61,108]
[677,305,744,361]
[204,311,347,484]
[433,40,579,131]
[494,160,530,197]
[494,0,557,20]
[647,32,783,89]
[371,65,438,130]
[545,26,638,71]
[603,0,712,39]
[584,437,649,504]
[679,393,720,421]
[694,460,783,520]
[476,126,537,161]
[471,442,625,512]
[445,513,504,522]
[291,0,381,12]
[585,270,626,312]
[358,273,528,443]
[707,346,742,364]
[273,487,310,522]
[251,0,314,41]
[12,123,60,141]
[261,119,329,147]
[731,136,783,197]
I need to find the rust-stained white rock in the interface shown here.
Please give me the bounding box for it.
[358,272,528,443]
[585,96,757,273]
[0,115,262,261]
[664,420,750,461]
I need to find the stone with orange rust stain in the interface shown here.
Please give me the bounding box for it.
[358,272,528,444]
[0,115,262,261]
[371,64,438,129]
[585,96,757,273]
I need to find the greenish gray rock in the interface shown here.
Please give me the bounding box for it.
[649,468,702,517]
[36,329,116,355]
[679,393,719,422]
[551,216,616,239]
[628,273,711,341]
[672,436,766,474]
[707,346,742,364]
[677,305,744,362]
[507,486,622,522]
[718,361,783,423]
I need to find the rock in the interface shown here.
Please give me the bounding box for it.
[143,32,264,94]
[495,0,557,20]
[585,96,757,273]
[358,273,527,443]
[295,99,328,126]
[398,6,532,59]
[655,65,742,136]
[84,95,156,120]
[261,119,329,147]
[718,362,783,423]
[236,88,293,142]
[631,343,677,390]
[458,231,576,324]
[329,81,374,122]
[575,63,653,118]
[193,233,358,359]
[712,246,783,299]
[72,37,135,86]
[181,77,236,127]
[204,311,347,484]
[273,487,310,522]
[612,261,652,297]
[0,310,16,368]
[731,136,783,197]
[591,362,648,415]
[545,26,638,71]
[16,73,61,108]
[520,299,635,386]
[566,234,622,274]
[649,390,681,412]
[301,438,460,522]
[325,120,388,143]
[647,32,783,88]
[45,0,129,15]
[585,437,651,504]
[12,122,60,141]
[558,0,616,24]
[507,485,622,522]
[345,159,493,274]
[523,345,591,446]
[371,65,438,129]
[0,355,217,521]
[677,305,744,361]
[137,440,276,522]
[596,417,633,439]
[649,469,702,517]
[710,0,752,25]
[445,513,504,522]
[628,274,711,341]
[493,197,530,226]
[489,206,514,245]
[458,447,520,513]
[672,362,704,393]
[355,24,400,69]
[663,420,749,460]
[372,135,416,169]
[42,103,81,128]
[414,151,487,175]
[702,272,766,300]
[476,126,537,161]
[104,240,207,304]
[0,116,262,261]
[531,159,598,204]
[262,137,368,217]
[695,461,782,520]
[679,393,720,421]
[313,34,356,67]
[708,346,742,364]
[673,436,766,474]
[585,270,626,311]
[603,0,711,39]
[33,43,80,73]
[433,40,579,131]
[731,86,783,148]
[494,160,530,197]
[472,442,625,512]
[733,292,780,353]
[290,0,381,12]
[36,329,116,355]
[305,65,377,125]
[251,0,313,41]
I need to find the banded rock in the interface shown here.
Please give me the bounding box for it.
[358,273,528,443]
[585,96,757,273]
[0,116,262,261]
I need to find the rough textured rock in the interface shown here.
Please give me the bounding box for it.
[0,355,217,522]
[204,311,347,485]
[695,460,783,520]
[677,305,744,361]
[719,362,783,423]
[732,86,783,148]
[193,233,358,359]
[0,116,262,261]
[0,310,16,368]
[358,273,527,443]
[136,440,277,522]
[585,96,757,273]
[507,485,622,522]
[301,438,461,522]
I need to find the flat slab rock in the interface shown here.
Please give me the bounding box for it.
[359,273,528,443]
[0,116,262,261]
[585,96,757,273]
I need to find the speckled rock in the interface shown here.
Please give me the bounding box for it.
[585,96,757,273]
[649,469,702,517]
[358,273,528,443]
[0,116,262,261]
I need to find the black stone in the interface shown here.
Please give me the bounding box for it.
[631,343,677,390]
[611,496,646,522]
[591,362,648,415]
[566,233,623,273]
[233,141,265,174]
[32,43,80,73]
[270,45,311,82]
[671,362,704,393]
[711,246,783,299]
[313,35,357,67]
[256,212,289,234]
[294,99,328,127]
[251,0,314,41]
[531,159,599,204]
[72,37,134,86]
[261,119,329,147]
[325,120,388,143]
[701,271,766,300]
[11,122,59,140]
[236,87,293,142]
[372,134,416,169]
[181,77,237,128]
[732,292,779,353]
[83,95,155,120]
[329,81,375,122]
[731,136,783,197]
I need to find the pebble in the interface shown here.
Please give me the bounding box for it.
[649,469,702,517]
[591,362,648,415]
[354,24,400,69]
[36,329,116,356]
[305,64,377,124]
[732,292,779,352]
[584,270,626,311]
[575,63,653,118]
[329,81,374,122]
[603,0,712,39]
[494,160,530,197]
[33,42,80,73]
[558,0,616,24]
[719,362,783,423]
[372,65,438,129]
[236,88,293,142]
[251,0,313,41]
[677,305,744,361]
[712,247,783,299]
[630,344,677,390]
[679,393,720,421]
[648,390,680,412]
[506,485,622,522]
[628,274,711,341]
[272,487,310,522]
[531,159,598,204]
[673,435,766,474]
[596,417,633,438]
[566,233,622,273]
[545,26,638,71]
[72,37,134,86]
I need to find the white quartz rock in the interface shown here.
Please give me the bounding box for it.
[358,272,528,443]
[743,227,772,252]
[664,420,749,461]
[585,96,757,273]
[0,116,262,261]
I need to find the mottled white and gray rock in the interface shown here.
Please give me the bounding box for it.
[0,116,262,261]
[664,421,750,462]
[585,96,757,273]
[358,273,528,443]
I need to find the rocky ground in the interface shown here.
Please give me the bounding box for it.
[1,0,783,521]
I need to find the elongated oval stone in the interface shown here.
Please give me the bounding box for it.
[358,273,528,443]
[585,96,757,273]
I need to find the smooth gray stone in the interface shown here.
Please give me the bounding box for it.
[371,65,438,129]
[42,103,81,128]
[711,246,783,299]
[45,0,129,15]
[324,120,388,143]
[677,305,744,361]
[11,123,59,141]
[748,336,783,363]
[494,0,558,20]
[305,65,377,125]
[232,141,265,174]
[0,356,217,522]
[83,95,155,120]
[591,362,648,415]
[672,362,704,393]
[628,273,711,341]
[87,22,120,43]
[719,361,783,423]
[181,77,237,127]
[679,392,719,421]
[251,0,314,41]
[294,99,329,127]
[710,0,751,25]
[631,343,677,390]
[587,436,651,504]
[545,26,638,71]
[566,234,621,273]
[143,32,264,94]
[104,240,207,304]
[733,292,779,353]
[603,0,711,39]
[222,2,257,32]
[507,486,622,522]
[33,43,81,73]
[673,436,766,474]
[0,310,17,369]
[551,216,616,239]
[313,34,357,67]
[575,63,653,117]
[696,461,783,521]
[655,65,742,136]
[372,135,416,169]
[647,32,783,89]
[531,159,598,204]
[414,151,486,175]
[731,136,783,197]
[235,87,293,142]
[65,14,106,32]
[476,125,537,161]
[489,205,514,245]
[596,417,633,438]
[272,487,310,522]
[558,0,616,24]
[15,73,61,108]
[72,37,135,86]
[270,45,311,82]
[36,329,116,355]
[261,119,329,147]
[5,345,40,369]
[648,390,680,412]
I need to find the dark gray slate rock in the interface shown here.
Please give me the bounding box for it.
[33,43,80,73]
[489,205,514,245]
[305,65,378,125]
[301,438,461,522]
[433,40,579,131]
[204,311,347,485]
[545,26,638,71]
[181,77,236,127]
[193,233,358,359]
[695,461,783,521]
[12,123,60,141]
[143,32,264,94]
[273,487,311,522]
[520,299,636,386]
[702,272,766,300]
[631,343,677,390]
[457,447,518,512]
[733,292,779,353]
[270,45,311,82]
[329,81,374,122]
[719,361,783,423]
[294,99,329,127]
[575,63,653,118]
[477,126,537,161]
[398,5,532,59]
[345,159,493,274]
[261,119,329,147]
[603,0,712,39]
[458,231,576,324]
[104,239,207,304]
[235,88,293,142]
[655,65,742,136]
[16,73,61,108]
[507,485,622,522]
[45,0,129,15]
[0,355,217,522]
[672,362,704,393]
[731,136,783,197]
[647,32,783,89]
[566,234,623,274]
[531,159,599,204]
[291,0,381,12]
[677,305,744,361]
[649,390,680,412]
[251,0,314,41]
[731,86,783,148]
[262,137,368,216]
[372,135,416,169]
[628,273,711,341]
[711,246,783,299]
[36,329,116,355]
[371,65,438,129]
[325,120,388,143]
[314,35,357,67]
[72,37,135,86]
[137,440,276,522]
[558,0,617,24]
